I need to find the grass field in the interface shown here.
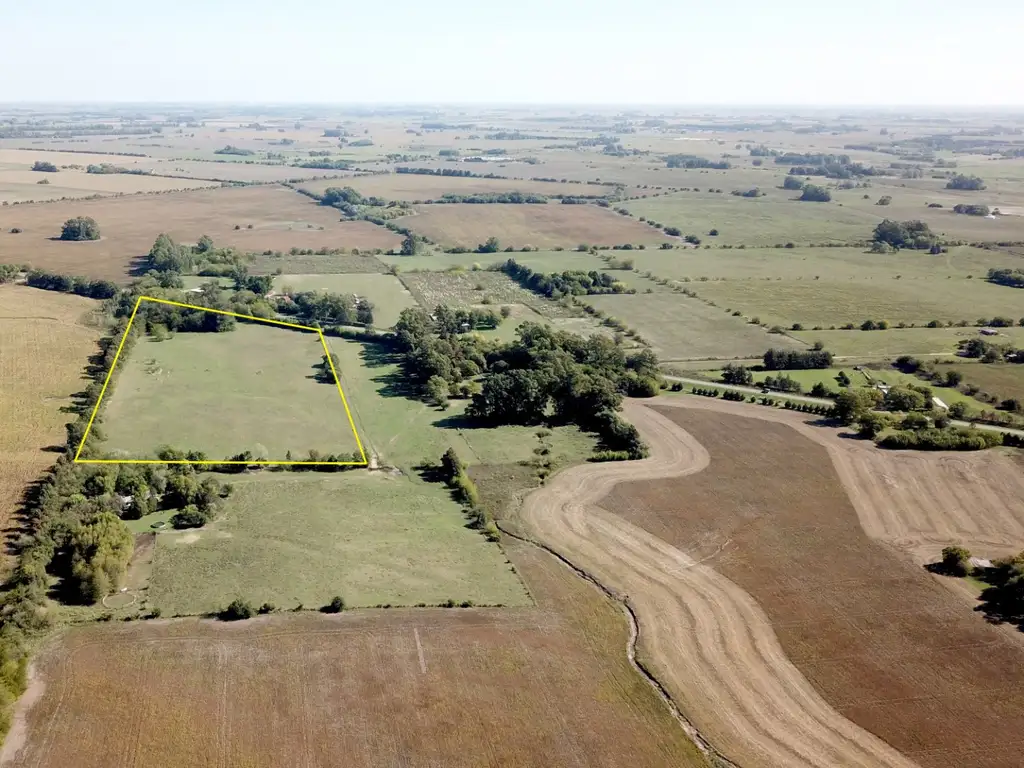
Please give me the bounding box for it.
[249,250,388,275]
[377,248,609,273]
[932,362,1024,405]
[790,327,1024,358]
[7,536,706,768]
[275,273,418,327]
[396,203,671,249]
[298,173,593,201]
[608,407,1024,768]
[142,471,529,614]
[687,278,1024,328]
[582,291,802,360]
[94,323,363,460]
[0,286,101,537]
[0,186,401,282]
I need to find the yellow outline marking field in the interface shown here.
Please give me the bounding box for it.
[74,296,368,466]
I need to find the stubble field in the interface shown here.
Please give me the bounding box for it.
[2,537,707,768]
[396,203,671,249]
[0,286,100,536]
[0,186,401,282]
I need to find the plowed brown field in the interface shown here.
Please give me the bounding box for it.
[0,186,401,282]
[0,537,707,768]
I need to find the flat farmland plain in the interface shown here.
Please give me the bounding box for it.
[789,327,1024,358]
[602,402,1024,768]
[3,537,707,768]
[582,291,802,360]
[94,323,363,460]
[0,286,100,535]
[0,169,218,203]
[298,172,595,201]
[396,203,670,249]
[0,186,401,282]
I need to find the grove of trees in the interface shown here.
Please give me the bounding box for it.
[763,348,833,370]
[60,216,101,241]
[946,174,986,190]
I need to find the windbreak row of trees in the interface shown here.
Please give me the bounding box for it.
[500,259,636,298]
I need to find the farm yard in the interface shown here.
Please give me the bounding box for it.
[94,322,363,461]
[3,98,1024,768]
[395,203,672,249]
[0,185,401,282]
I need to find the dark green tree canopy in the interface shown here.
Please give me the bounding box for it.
[60,216,101,241]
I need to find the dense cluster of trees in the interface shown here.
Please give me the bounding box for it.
[763,348,833,370]
[946,174,986,190]
[396,166,505,179]
[782,176,805,190]
[721,363,754,385]
[86,163,149,175]
[214,145,255,156]
[277,291,374,327]
[665,154,730,169]
[878,426,1003,450]
[987,268,1024,288]
[763,374,803,393]
[31,161,58,172]
[798,185,832,202]
[429,192,547,204]
[24,270,118,299]
[871,219,937,250]
[953,204,990,216]
[60,216,101,241]
[500,259,635,299]
[291,159,351,170]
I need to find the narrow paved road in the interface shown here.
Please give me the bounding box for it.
[515,401,920,768]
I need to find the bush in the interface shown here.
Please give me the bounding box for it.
[940,546,973,576]
[258,602,276,615]
[31,161,58,172]
[799,185,831,202]
[60,216,101,241]
[946,174,985,191]
[322,595,346,613]
[590,450,631,462]
[221,598,255,621]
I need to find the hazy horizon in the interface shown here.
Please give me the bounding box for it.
[3,0,1023,106]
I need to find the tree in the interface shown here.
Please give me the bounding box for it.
[783,176,804,190]
[798,185,831,202]
[945,174,986,191]
[834,388,882,424]
[221,598,255,620]
[426,375,450,409]
[69,512,134,603]
[940,546,973,577]
[400,234,419,256]
[943,370,963,387]
[721,363,753,386]
[31,161,58,172]
[884,386,930,412]
[195,234,214,253]
[477,236,501,254]
[60,216,101,241]
[835,371,852,388]
[948,401,968,419]
[322,595,346,613]
[870,219,935,250]
[857,411,890,438]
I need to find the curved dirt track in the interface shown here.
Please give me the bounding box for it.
[516,401,919,768]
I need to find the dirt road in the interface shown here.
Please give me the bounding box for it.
[515,401,920,768]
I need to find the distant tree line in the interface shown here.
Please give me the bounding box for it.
[86,163,150,175]
[291,159,351,170]
[664,154,730,169]
[427,191,547,204]
[500,259,636,299]
[763,348,834,370]
[214,145,255,156]
[987,268,1024,288]
[396,166,506,179]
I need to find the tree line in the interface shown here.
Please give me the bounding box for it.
[987,268,1024,288]
[500,259,636,299]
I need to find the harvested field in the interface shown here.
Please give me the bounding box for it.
[298,173,594,201]
[510,401,917,768]
[564,398,1024,767]
[395,203,670,249]
[0,286,100,539]
[0,169,217,203]
[2,537,707,768]
[0,186,401,282]
[582,291,803,360]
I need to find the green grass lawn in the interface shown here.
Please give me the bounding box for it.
[275,272,418,328]
[696,367,873,392]
[145,471,531,615]
[96,324,363,460]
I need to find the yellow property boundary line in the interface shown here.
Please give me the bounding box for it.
[73,296,369,466]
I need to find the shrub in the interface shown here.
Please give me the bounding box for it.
[940,546,973,576]
[221,598,255,621]
[798,185,831,202]
[322,595,346,613]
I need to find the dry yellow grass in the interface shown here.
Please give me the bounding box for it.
[0,286,101,542]
[299,173,594,201]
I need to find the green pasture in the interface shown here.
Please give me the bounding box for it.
[146,471,531,616]
[96,324,363,460]
[790,327,1024,359]
[275,273,418,327]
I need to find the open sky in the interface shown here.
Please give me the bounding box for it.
[3,0,1023,105]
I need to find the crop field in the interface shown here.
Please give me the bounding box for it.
[582,290,802,360]
[396,203,671,249]
[274,273,418,327]
[94,323,363,460]
[4,538,705,768]
[143,471,529,614]
[0,169,218,203]
[323,337,598,471]
[398,269,561,314]
[687,277,1024,328]
[602,404,1024,768]
[0,286,100,536]
[298,172,593,201]
[0,186,401,282]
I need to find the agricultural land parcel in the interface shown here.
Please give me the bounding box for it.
[0,186,401,282]
[92,322,363,461]
[5,537,706,768]
[298,172,598,201]
[0,286,101,534]
[605,405,1024,768]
